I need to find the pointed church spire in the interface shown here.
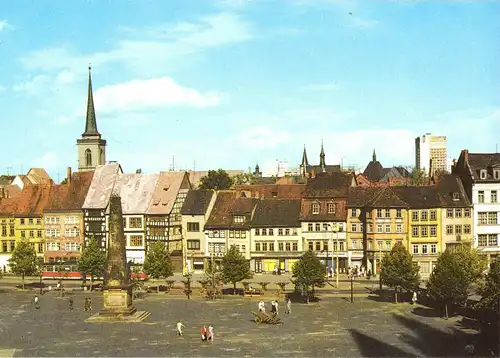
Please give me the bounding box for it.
[372,148,377,162]
[82,65,100,137]
[301,145,309,167]
[319,139,326,168]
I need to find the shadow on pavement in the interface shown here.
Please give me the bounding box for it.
[410,306,442,318]
[349,329,411,357]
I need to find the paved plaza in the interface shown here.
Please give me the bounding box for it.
[0,290,485,357]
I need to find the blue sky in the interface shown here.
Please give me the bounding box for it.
[0,0,499,181]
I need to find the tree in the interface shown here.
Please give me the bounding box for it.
[410,167,426,186]
[427,244,486,318]
[199,169,233,190]
[8,239,39,290]
[142,241,174,293]
[233,172,255,185]
[380,242,420,303]
[477,258,500,310]
[77,236,107,291]
[203,259,223,300]
[221,245,253,294]
[292,250,326,303]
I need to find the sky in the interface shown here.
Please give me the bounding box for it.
[0,0,499,182]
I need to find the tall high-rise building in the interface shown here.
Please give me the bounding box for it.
[415,134,447,176]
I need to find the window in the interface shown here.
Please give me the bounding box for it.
[328,203,336,214]
[360,223,364,233]
[36,218,41,225]
[129,235,143,247]
[292,242,298,251]
[488,234,498,247]
[452,192,459,201]
[308,223,313,232]
[255,229,260,236]
[333,242,338,251]
[478,234,487,247]
[9,226,14,236]
[268,229,274,236]
[430,226,437,237]
[28,218,34,225]
[323,223,329,231]
[37,230,42,238]
[446,209,453,218]
[478,191,484,203]
[396,209,402,218]
[187,240,200,250]
[478,212,487,225]
[464,208,471,217]
[285,228,290,236]
[412,245,419,254]
[1,226,5,237]
[292,228,298,235]
[412,226,419,237]
[384,209,390,218]
[285,242,291,251]
[324,242,328,252]
[368,241,372,250]
[480,170,487,180]
[64,228,79,237]
[367,224,372,233]
[446,225,453,235]
[412,211,418,221]
[351,240,357,249]
[455,208,462,218]
[421,211,427,221]
[464,225,471,234]
[1,241,6,252]
[255,243,261,251]
[385,241,391,250]
[20,219,25,225]
[315,223,321,232]
[315,242,321,251]
[495,170,500,179]
[421,226,428,237]
[430,244,437,254]
[377,240,382,249]
[308,242,313,251]
[422,244,428,254]
[278,242,284,251]
[129,217,143,229]
[187,222,200,232]
[123,218,127,228]
[233,215,245,224]
[488,212,498,225]
[65,243,80,252]
[351,224,357,232]
[396,224,402,233]
[20,230,25,238]
[430,210,436,221]
[312,203,320,214]
[377,209,382,218]
[385,224,391,233]
[351,209,357,217]
[47,243,60,251]
[377,224,383,233]
[455,225,462,234]
[339,242,344,251]
[262,242,268,251]
[492,191,498,203]
[85,148,92,167]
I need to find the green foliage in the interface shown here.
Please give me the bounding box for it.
[380,242,420,301]
[476,258,500,310]
[410,167,426,186]
[78,236,107,283]
[143,242,174,280]
[233,172,255,185]
[221,245,253,293]
[9,239,39,289]
[292,250,326,302]
[428,244,486,316]
[199,169,234,190]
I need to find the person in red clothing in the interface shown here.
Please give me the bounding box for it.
[201,326,207,341]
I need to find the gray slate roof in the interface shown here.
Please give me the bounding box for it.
[181,189,214,215]
[82,163,123,209]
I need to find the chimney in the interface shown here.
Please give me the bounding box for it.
[463,149,469,163]
[136,169,142,174]
[66,167,72,184]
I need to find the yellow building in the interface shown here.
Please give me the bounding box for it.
[347,187,410,274]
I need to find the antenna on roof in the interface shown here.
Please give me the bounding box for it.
[5,167,12,175]
[171,155,175,171]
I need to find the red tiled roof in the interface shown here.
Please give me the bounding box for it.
[45,171,94,212]
[233,184,305,199]
[13,184,54,217]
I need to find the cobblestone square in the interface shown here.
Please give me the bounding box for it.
[0,291,479,357]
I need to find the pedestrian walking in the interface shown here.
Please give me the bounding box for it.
[208,324,214,341]
[87,297,92,311]
[69,297,74,311]
[258,300,265,313]
[176,321,185,336]
[201,326,207,341]
[84,297,88,311]
[412,291,418,305]
[34,294,40,309]
[274,300,279,315]
[286,299,291,314]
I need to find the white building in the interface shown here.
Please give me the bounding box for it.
[453,150,500,259]
[415,133,447,176]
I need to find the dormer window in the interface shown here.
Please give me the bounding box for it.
[494,170,500,180]
[327,203,336,214]
[452,192,459,201]
[480,169,487,179]
[312,203,320,215]
[233,215,245,224]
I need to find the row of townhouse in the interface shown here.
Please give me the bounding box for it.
[182,171,473,279]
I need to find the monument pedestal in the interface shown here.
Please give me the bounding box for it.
[86,284,150,323]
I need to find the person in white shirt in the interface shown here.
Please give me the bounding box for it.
[258,300,265,313]
[34,295,39,309]
[176,321,185,336]
[286,299,291,314]
[208,325,214,341]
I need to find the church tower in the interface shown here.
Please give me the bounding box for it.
[76,66,106,171]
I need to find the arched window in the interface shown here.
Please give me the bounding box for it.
[85,149,92,167]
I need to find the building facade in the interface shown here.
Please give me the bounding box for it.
[250,199,303,273]
[453,150,500,259]
[181,189,216,272]
[415,133,447,176]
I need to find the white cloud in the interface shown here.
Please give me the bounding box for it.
[300,83,340,92]
[348,16,379,28]
[235,125,291,149]
[19,12,254,76]
[33,152,59,172]
[94,77,222,114]
[55,70,75,85]
[0,20,11,31]
[12,75,51,95]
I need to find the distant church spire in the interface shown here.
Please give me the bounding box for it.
[319,139,326,168]
[82,65,100,137]
[372,148,377,162]
[301,145,309,167]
